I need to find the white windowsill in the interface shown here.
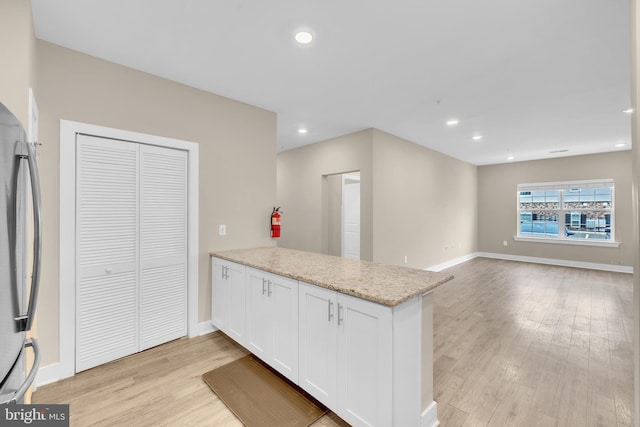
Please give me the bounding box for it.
[513,236,621,248]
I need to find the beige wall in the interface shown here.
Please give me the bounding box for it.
[371,130,478,268]
[277,129,374,260]
[277,128,478,269]
[0,0,36,126]
[478,151,633,267]
[36,41,276,366]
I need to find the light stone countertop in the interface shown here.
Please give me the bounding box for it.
[210,246,453,307]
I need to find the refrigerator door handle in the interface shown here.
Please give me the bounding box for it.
[0,338,41,405]
[15,142,42,332]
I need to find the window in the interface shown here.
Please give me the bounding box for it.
[517,179,614,243]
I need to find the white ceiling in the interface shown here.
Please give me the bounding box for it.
[30,0,631,165]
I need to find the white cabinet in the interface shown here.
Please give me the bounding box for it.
[298,284,338,407]
[298,282,392,427]
[211,258,246,344]
[246,268,299,384]
[210,255,434,427]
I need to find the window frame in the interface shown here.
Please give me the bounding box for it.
[514,179,620,248]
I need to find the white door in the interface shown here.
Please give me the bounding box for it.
[76,135,139,371]
[75,135,188,372]
[342,175,360,260]
[139,144,187,350]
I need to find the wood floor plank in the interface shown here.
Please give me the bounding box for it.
[433,372,466,409]
[553,363,590,425]
[531,353,565,417]
[587,392,618,427]
[613,383,634,427]
[438,403,469,427]
[487,383,536,426]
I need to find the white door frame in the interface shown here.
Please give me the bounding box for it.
[59,120,199,379]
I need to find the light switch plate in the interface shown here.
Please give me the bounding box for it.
[219,224,226,236]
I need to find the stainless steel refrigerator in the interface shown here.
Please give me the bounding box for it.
[0,102,41,404]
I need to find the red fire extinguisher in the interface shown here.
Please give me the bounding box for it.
[271,207,281,238]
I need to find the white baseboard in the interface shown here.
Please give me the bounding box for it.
[421,401,439,427]
[426,253,479,272]
[198,321,217,336]
[477,252,633,274]
[425,251,632,274]
[34,362,65,390]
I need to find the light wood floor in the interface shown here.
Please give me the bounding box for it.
[33,258,634,426]
[434,258,634,427]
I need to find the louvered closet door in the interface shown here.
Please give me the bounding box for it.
[76,134,139,372]
[139,144,187,350]
[76,135,188,372]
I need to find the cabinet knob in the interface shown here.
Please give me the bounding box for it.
[105,267,113,274]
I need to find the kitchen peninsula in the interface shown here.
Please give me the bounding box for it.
[210,247,453,427]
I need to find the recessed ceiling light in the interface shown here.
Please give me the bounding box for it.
[623,108,634,114]
[472,135,482,141]
[446,119,459,126]
[298,128,308,134]
[295,31,313,44]
[507,155,515,160]
[615,143,626,147]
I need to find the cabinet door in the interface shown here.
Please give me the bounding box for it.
[225,262,246,344]
[298,282,337,408]
[269,273,299,384]
[245,268,271,361]
[337,294,393,427]
[211,258,245,344]
[211,258,229,330]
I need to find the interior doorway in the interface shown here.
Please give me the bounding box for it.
[321,171,360,259]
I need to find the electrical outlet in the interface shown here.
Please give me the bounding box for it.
[404,255,408,264]
[219,224,226,236]
[503,240,508,246]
